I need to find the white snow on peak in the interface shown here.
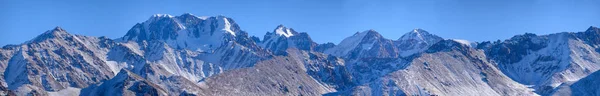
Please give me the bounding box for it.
[275,25,294,37]
[324,30,371,56]
[451,39,471,46]
[397,28,444,46]
[144,14,175,25]
[399,28,428,41]
[258,25,300,49]
[220,17,236,36]
[152,14,174,18]
[198,16,210,20]
[412,28,422,32]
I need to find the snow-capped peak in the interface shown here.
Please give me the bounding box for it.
[124,14,243,41]
[120,14,254,52]
[450,39,472,46]
[412,28,426,33]
[274,25,295,37]
[399,28,430,40]
[259,25,306,52]
[348,30,377,41]
[324,30,378,56]
[398,28,442,44]
[152,14,174,18]
[364,29,382,37]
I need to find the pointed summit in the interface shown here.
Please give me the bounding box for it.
[398,28,442,44]
[273,24,297,37]
[399,28,432,40]
[28,26,72,43]
[46,26,70,37]
[347,29,380,40]
[394,28,444,57]
[324,29,393,58]
[363,29,383,38]
[260,25,317,53]
[586,26,599,33]
[276,24,285,28]
[52,26,65,32]
[411,28,427,33]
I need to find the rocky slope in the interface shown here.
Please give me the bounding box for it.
[478,26,600,95]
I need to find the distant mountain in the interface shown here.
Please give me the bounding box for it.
[259,25,319,55]
[0,13,598,96]
[478,26,600,95]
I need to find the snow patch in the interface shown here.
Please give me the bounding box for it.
[221,17,236,36]
[152,14,174,18]
[451,39,471,46]
[198,16,210,20]
[48,87,81,96]
[275,26,294,37]
[324,30,370,56]
[399,29,427,42]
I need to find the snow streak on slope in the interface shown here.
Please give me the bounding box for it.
[396,29,444,57]
[324,30,371,57]
[275,25,295,37]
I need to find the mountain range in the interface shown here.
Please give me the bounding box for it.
[0,13,599,96]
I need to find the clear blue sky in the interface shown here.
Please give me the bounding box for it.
[1,0,599,46]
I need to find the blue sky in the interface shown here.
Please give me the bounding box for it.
[1,0,599,46]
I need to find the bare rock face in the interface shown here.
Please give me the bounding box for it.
[80,69,168,96]
[3,27,117,95]
[201,55,332,96]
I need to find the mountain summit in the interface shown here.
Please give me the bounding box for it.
[121,14,259,52]
[398,28,442,44]
[29,26,72,43]
[260,25,318,54]
[273,25,297,37]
